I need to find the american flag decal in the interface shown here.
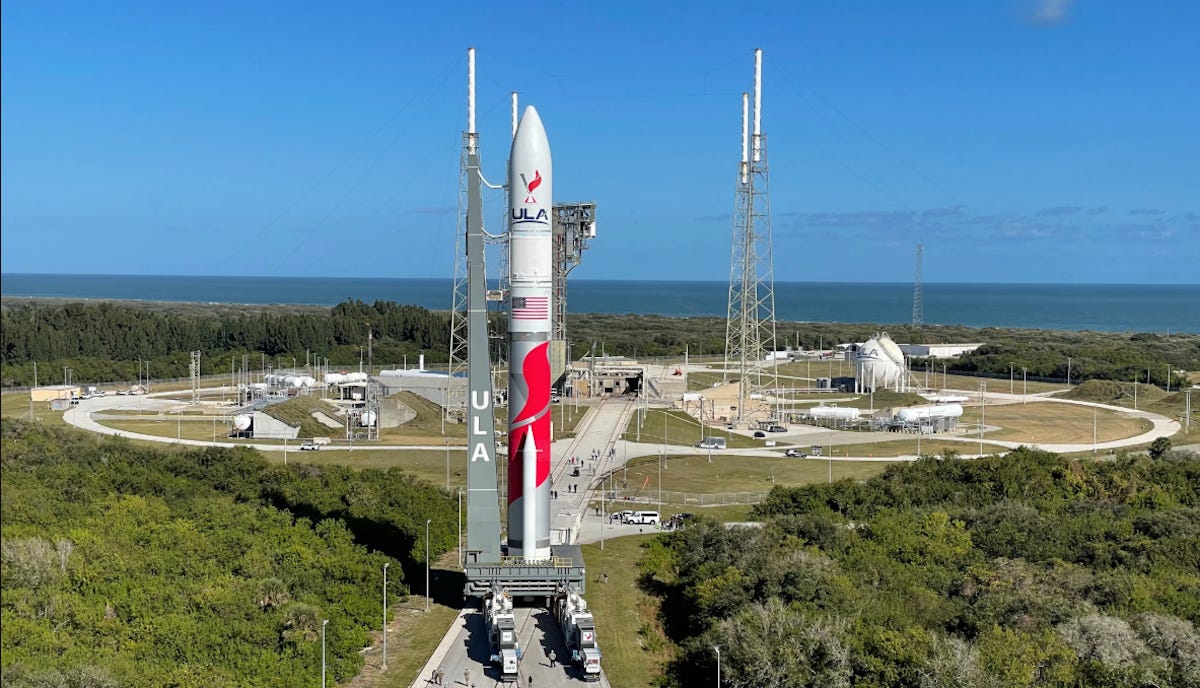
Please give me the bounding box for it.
[512,296,549,320]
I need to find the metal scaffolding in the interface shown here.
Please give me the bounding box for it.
[552,202,596,342]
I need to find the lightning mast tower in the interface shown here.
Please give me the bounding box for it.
[911,244,924,337]
[455,48,502,564]
[723,49,778,425]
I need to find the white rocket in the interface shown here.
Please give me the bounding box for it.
[507,106,553,559]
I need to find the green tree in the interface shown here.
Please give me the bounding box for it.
[1149,437,1173,461]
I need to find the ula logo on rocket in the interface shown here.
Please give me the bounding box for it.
[520,170,542,204]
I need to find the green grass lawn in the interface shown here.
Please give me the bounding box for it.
[581,535,670,688]
[622,408,764,449]
[828,437,1011,457]
[961,402,1149,444]
[611,453,893,495]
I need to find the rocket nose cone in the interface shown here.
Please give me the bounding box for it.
[514,105,548,146]
[519,105,542,130]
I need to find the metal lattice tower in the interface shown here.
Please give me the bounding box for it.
[723,49,778,425]
[447,131,473,422]
[912,244,924,332]
[552,203,596,381]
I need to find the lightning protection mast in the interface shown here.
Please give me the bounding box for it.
[451,48,502,564]
[723,48,778,426]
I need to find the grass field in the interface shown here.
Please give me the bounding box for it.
[613,453,894,495]
[1,393,69,427]
[961,401,1150,443]
[622,408,765,449]
[99,418,235,442]
[581,535,670,688]
[825,437,1012,457]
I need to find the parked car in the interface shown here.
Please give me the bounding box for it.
[300,440,319,451]
[784,448,807,458]
[768,425,787,432]
[753,431,766,438]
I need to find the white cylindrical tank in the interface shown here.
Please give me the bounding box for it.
[896,404,964,422]
[346,372,368,383]
[806,406,861,421]
[359,411,377,426]
[325,372,345,385]
[233,414,252,431]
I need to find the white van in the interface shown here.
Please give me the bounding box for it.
[696,437,727,450]
[628,511,659,526]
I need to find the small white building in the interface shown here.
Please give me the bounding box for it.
[899,343,984,358]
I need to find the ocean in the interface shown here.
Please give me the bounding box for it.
[2,273,1197,333]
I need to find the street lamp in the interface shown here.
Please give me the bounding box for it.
[425,518,432,612]
[658,450,664,523]
[1022,367,1028,404]
[713,645,721,688]
[321,619,330,688]
[1009,363,1014,394]
[445,438,450,491]
[382,563,389,670]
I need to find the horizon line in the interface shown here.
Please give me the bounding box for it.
[2,272,1197,288]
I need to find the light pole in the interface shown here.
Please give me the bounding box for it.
[1022,367,1027,404]
[1067,356,1072,387]
[1009,363,1014,394]
[658,450,663,522]
[713,645,721,688]
[425,518,432,612]
[321,619,330,688]
[457,489,464,568]
[445,438,450,491]
[382,563,389,670]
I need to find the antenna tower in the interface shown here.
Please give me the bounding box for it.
[723,49,778,425]
[911,244,924,336]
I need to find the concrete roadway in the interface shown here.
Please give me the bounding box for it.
[414,607,592,688]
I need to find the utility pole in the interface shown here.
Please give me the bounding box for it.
[382,563,389,671]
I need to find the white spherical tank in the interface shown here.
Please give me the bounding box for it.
[359,411,377,426]
[896,404,963,422]
[233,414,252,431]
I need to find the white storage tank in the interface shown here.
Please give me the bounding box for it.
[359,411,377,427]
[806,406,861,421]
[325,372,345,385]
[233,414,252,431]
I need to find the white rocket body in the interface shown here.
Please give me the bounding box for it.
[507,106,553,559]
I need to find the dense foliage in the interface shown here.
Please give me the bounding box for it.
[639,448,1200,688]
[0,420,456,687]
[3,300,1195,389]
[1,300,450,386]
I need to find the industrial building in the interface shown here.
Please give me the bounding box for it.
[30,384,81,402]
[899,343,984,358]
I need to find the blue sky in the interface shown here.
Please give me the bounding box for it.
[2,0,1197,283]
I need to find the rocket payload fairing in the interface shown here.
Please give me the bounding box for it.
[507,106,553,559]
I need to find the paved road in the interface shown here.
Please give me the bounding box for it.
[413,607,596,688]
